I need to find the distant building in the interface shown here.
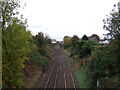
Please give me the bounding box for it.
[52,39,57,44]
[57,41,64,47]
[100,39,109,44]
[88,34,100,43]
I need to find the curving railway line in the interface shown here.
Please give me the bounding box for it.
[35,47,79,88]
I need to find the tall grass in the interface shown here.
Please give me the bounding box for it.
[75,65,96,88]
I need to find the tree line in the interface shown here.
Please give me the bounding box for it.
[63,2,120,88]
[1,0,53,88]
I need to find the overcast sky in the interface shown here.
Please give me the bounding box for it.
[20,0,120,41]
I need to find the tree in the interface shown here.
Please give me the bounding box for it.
[96,2,120,87]
[82,35,88,40]
[2,0,32,88]
[70,35,79,48]
[33,32,46,55]
[103,2,120,73]
[90,49,110,78]
[87,2,120,87]
[1,0,21,29]
[2,24,32,88]
[76,40,95,58]
[63,36,72,49]
[33,32,52,58]
[103,3,120,41]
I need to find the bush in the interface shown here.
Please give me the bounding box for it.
[29,52,49,68]
[77,40,97,58]
[2,24,32,88]
[89,49,110,78]
[33,32,53,58]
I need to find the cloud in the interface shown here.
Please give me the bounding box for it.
[20,0,120,41]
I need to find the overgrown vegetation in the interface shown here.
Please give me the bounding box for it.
[2,0,120,88]
[64,2,120,87]
[2,0,53,88]
[28,32,53,70]
[64,35,98,88]
[89,2,120,87]
[2,24,32,88]
[75,64,96,88]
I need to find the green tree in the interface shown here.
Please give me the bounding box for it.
[33,32,46,55]
[88,2,120,87]
[76,40,96,58]
[2,24,32,88]
[90,49,110,78]
[1,0,21,29]
[103,3,120,41]
[33,32,52,58]
[82,35,88,40]
[70,35,79,48]
[2,0,32,88]
[103,2,120,77]
[63,36,72,49]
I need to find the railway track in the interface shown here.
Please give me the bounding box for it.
[37,48,79,88]
[44,48,60,89]
[62,50,77,89]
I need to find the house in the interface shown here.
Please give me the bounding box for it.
[52,39,57,44]
[88,34,100,43]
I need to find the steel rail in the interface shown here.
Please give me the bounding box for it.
[44,56,58,89]
[54,60,59,88]
[64,71,67,88]
[44,49,60,89]
[67,61,77,89]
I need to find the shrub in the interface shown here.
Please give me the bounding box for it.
[77,40,97,58]
[2,24,32,88]
[29,52,49,68]
[89,49,110,78]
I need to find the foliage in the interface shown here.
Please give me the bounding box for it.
[89,49,110,78]
[64,2,120,88]
[103,3,120,41]
[77,40,97,58]
[63,36,72,49]
[2,24,32,88]
[29,52,49,68]
[28,34,52,69]
[70,35,79,48]
[33,32,53,59]
[87,2,120,87]
[75,65,96,88]
[69,40,97,59]
[103,2,120,86]
[2,1,53,87]
[1,0,21,29]
[81,35,88,40]
[63,34,97,59]
[1,0,33,88]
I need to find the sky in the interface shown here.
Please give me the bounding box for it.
[19,0,120,41]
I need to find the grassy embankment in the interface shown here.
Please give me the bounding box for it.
[72,57,96,88]
[24,47,53,88]
[65,49,96,88]
[24,34,53,88]
[75,62,96,88]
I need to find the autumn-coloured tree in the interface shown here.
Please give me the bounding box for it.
[2,0,32,88]
[63,36,72,49]
[70,35,79,48]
